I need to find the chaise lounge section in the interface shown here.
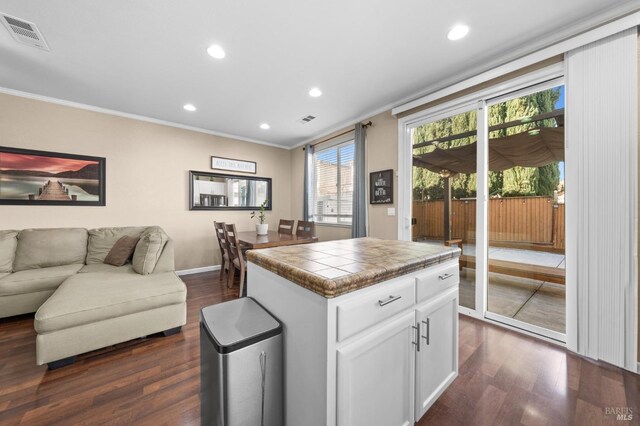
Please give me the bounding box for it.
[0,226,187,369]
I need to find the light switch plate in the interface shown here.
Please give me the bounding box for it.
[387,207,396,216]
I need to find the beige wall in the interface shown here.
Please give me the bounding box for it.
[366,111,399,240]
[0,93,292,270]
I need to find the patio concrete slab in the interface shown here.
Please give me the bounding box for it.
[458,269,477,310]
[458,270,565,334]
[514,282,566,333]
[419,240,566,335]
[486,273,542,317]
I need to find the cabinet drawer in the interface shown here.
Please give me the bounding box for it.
[337,279,415,342]
[416,260,459,303]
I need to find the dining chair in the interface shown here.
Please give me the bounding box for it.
[278,219,295,235]
[296,220,316,238]
[214,221,230,283]
[224,223,247,297]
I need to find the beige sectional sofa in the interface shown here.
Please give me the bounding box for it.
[0,226,187,369]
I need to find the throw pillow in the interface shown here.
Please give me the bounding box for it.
[132,226,169,275]
[103,236,140,267]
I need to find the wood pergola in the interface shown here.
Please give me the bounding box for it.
[412,109,566,283]
[412,109,565,243]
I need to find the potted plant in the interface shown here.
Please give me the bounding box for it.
[251,200,269,235]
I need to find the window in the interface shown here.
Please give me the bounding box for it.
[312,140,354,225]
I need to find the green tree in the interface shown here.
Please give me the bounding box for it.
[537,163,561,196]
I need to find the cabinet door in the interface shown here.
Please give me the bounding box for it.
[415,287,458,421]
[337,311,416,426]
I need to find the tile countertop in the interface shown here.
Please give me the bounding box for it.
[246,237,461,298]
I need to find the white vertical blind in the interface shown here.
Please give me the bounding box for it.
[565,27,638,370]
[313,141,355,224]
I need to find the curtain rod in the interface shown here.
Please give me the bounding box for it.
[303,121,372,150]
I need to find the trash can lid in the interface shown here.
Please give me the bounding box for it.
[200,297,282,354]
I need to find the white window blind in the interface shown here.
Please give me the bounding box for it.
[312,141,355,225]
[565,27,638,370]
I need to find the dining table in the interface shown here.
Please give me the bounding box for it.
[237,230,318,249]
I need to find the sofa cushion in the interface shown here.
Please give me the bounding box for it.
[0,272,9,281]
[132,226,169,275]
[87,227,147,264]
[34,271,186,333]
[79,263,136,274]
[0,230,18,272]
[13,228,88,272]
[0,264,84,296]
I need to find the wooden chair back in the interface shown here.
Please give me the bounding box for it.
[224,223,245,267]
[296,220,316,238]
[214,221,228,255]
[278,219,295,235]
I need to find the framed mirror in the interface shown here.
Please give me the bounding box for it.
[189,170,272,210]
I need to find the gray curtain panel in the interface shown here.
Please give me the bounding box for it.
[352,123,367,238]
[303,143,314,221]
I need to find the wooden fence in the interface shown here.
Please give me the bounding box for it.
[413,196,565,251]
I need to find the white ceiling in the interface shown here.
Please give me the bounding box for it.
[0,0,637,148]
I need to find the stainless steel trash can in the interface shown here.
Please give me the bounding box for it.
[200,297,283,426]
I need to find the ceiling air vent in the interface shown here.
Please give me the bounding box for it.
[297,115,316,124]
[1,13,49,51]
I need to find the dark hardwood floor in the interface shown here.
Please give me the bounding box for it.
[417,319,640,426]
[0,271,638,425]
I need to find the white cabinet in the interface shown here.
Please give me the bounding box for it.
[248,258,460,426]
[337,311,416,426]
[414,287,459,420]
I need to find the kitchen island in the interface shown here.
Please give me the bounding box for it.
[247,237,461,426]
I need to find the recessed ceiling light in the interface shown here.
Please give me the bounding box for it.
[447,25,469,41]
[309,88,322,97]
[260,123,270,130]
[183,104,196,112]
[207,44,226,59]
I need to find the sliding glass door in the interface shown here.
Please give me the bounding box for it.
[484,83,566,341]
[411,106,478,312]
[406,76,566,342]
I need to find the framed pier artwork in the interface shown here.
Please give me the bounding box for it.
[0,146,106,206]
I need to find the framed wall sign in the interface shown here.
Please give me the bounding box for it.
[211,156,257,174]
[370,169,393,205]
[0,146,106,206]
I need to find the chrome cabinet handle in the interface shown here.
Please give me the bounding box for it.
[378,295,401,306]
[412,323,420,352]
[421,318,430,345]
[439,273,454,280]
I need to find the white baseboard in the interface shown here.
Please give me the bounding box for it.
[176,265,221,276]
